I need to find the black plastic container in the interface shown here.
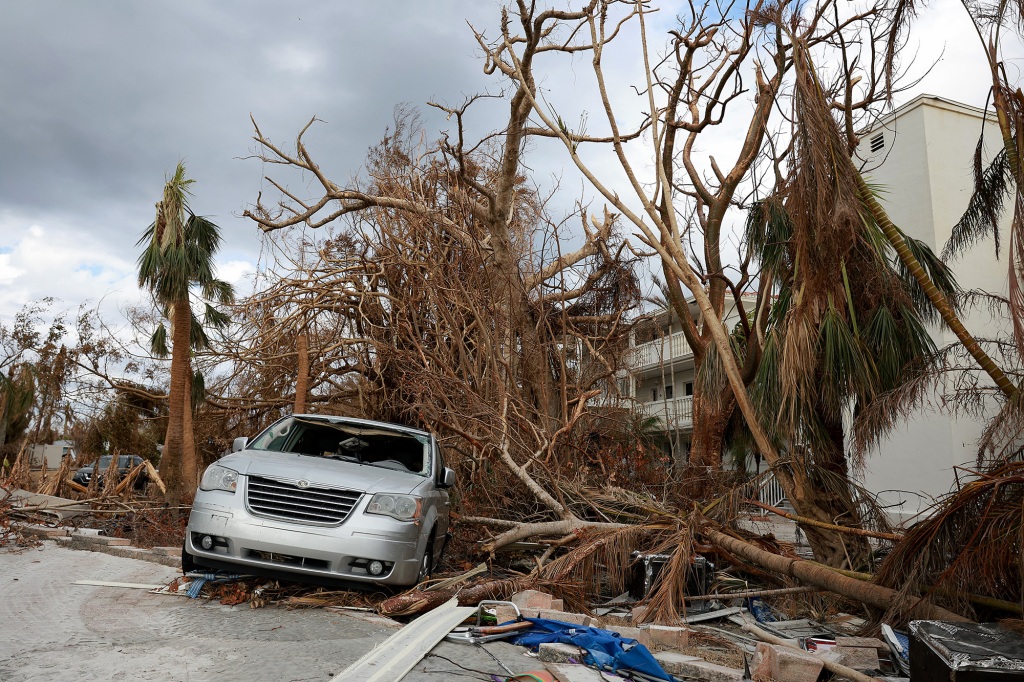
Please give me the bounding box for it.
[909,621,1024,680]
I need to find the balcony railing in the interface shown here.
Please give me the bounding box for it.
[638,396,694,430]
[633,331,693,369]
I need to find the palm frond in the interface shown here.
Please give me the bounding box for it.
[190,309,211,350]
[876,461,1024,623]
[818,300,876,414]
[192,369,206,407]
[202,302,231,330]
[150,322,169,358]
[202,278,235,305]
[944,146,1011,261]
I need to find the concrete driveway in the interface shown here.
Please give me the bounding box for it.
[0,542,530,681]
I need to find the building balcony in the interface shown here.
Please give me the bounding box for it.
[633,331,693,371]
[638,396,694,431]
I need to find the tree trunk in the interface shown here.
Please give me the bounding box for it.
[688,389,735,471]
[811,407,871,567]
[159,300,190,503]
[294,332,309,414]
[706,529,969,623]
[181,366,197,492]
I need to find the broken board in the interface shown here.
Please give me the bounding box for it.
[544,662,629,681]
[73,580,164,590]
[331,597,475,682]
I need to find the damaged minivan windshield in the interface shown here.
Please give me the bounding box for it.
[247,416,430,476]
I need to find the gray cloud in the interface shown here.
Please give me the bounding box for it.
[0,0,500,269]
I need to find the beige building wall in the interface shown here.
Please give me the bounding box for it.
[854,95,1009,522]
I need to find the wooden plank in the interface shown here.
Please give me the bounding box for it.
[330,597,475,682]
[545,662,629,681]
[679,606,746,623]
[73,580,164,590]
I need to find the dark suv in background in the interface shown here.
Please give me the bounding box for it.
[72,455,148,488]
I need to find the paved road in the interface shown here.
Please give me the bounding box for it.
[0,542,529,681]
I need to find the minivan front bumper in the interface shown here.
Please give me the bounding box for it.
[185,491,426,586]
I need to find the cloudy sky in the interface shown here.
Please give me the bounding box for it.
[0,0,1011,329]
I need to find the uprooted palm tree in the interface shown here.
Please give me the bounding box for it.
[138,162,234,502]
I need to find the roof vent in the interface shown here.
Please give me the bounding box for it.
[870,133,885,152]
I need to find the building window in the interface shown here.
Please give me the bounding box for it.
[685,382,694,397]
[665,384,674,399]
[651,387,658,401]
[870,133,884,152]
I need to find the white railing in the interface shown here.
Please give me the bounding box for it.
[638,396,694,430]
[757,472,787,508]
[633,331,693,368]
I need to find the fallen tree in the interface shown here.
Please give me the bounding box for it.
[705,529,968,622]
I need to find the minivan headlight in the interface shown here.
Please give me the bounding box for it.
[365,494,421,521]
[199,464,238,493]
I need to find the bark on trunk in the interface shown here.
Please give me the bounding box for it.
[688,389,735,471]
[809,407,871,567]
[294,332,309,414]
[181,367,197,492]
[706,529,969,622]
[159,301,190,503]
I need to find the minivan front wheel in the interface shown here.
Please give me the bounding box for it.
[416,531,435,584]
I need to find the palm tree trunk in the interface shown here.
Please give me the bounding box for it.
[855,174,1018,399]
[294,332,309,414]
[160,301,190,503]
[804,405,871,567]
[181,366,198,492]
[706,529,968,622]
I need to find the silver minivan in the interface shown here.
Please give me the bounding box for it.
[183,415,454,586]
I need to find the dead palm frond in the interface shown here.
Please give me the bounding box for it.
[876,461,1024,622]
[537,523,657,602]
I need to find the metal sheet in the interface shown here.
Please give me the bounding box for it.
[331,597,475,682]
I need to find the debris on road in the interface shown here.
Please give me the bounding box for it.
[331,597,476,681]
[72,579,164,590]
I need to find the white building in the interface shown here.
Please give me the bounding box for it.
[627,95,1009,524]
[853,94,1009,523]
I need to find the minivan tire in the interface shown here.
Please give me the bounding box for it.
[416,530,435,584]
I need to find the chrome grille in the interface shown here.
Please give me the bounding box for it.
[245,475,361,525]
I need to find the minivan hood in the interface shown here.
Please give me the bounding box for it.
[216,450,424,495]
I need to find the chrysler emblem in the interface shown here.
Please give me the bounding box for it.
[297,479,309,489]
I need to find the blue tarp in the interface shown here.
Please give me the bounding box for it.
[509,618,676,681]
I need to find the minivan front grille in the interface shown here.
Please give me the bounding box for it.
[245,475,362,525]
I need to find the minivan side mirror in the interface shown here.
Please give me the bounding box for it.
[440,467,456,488]
[232,436,249,453]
